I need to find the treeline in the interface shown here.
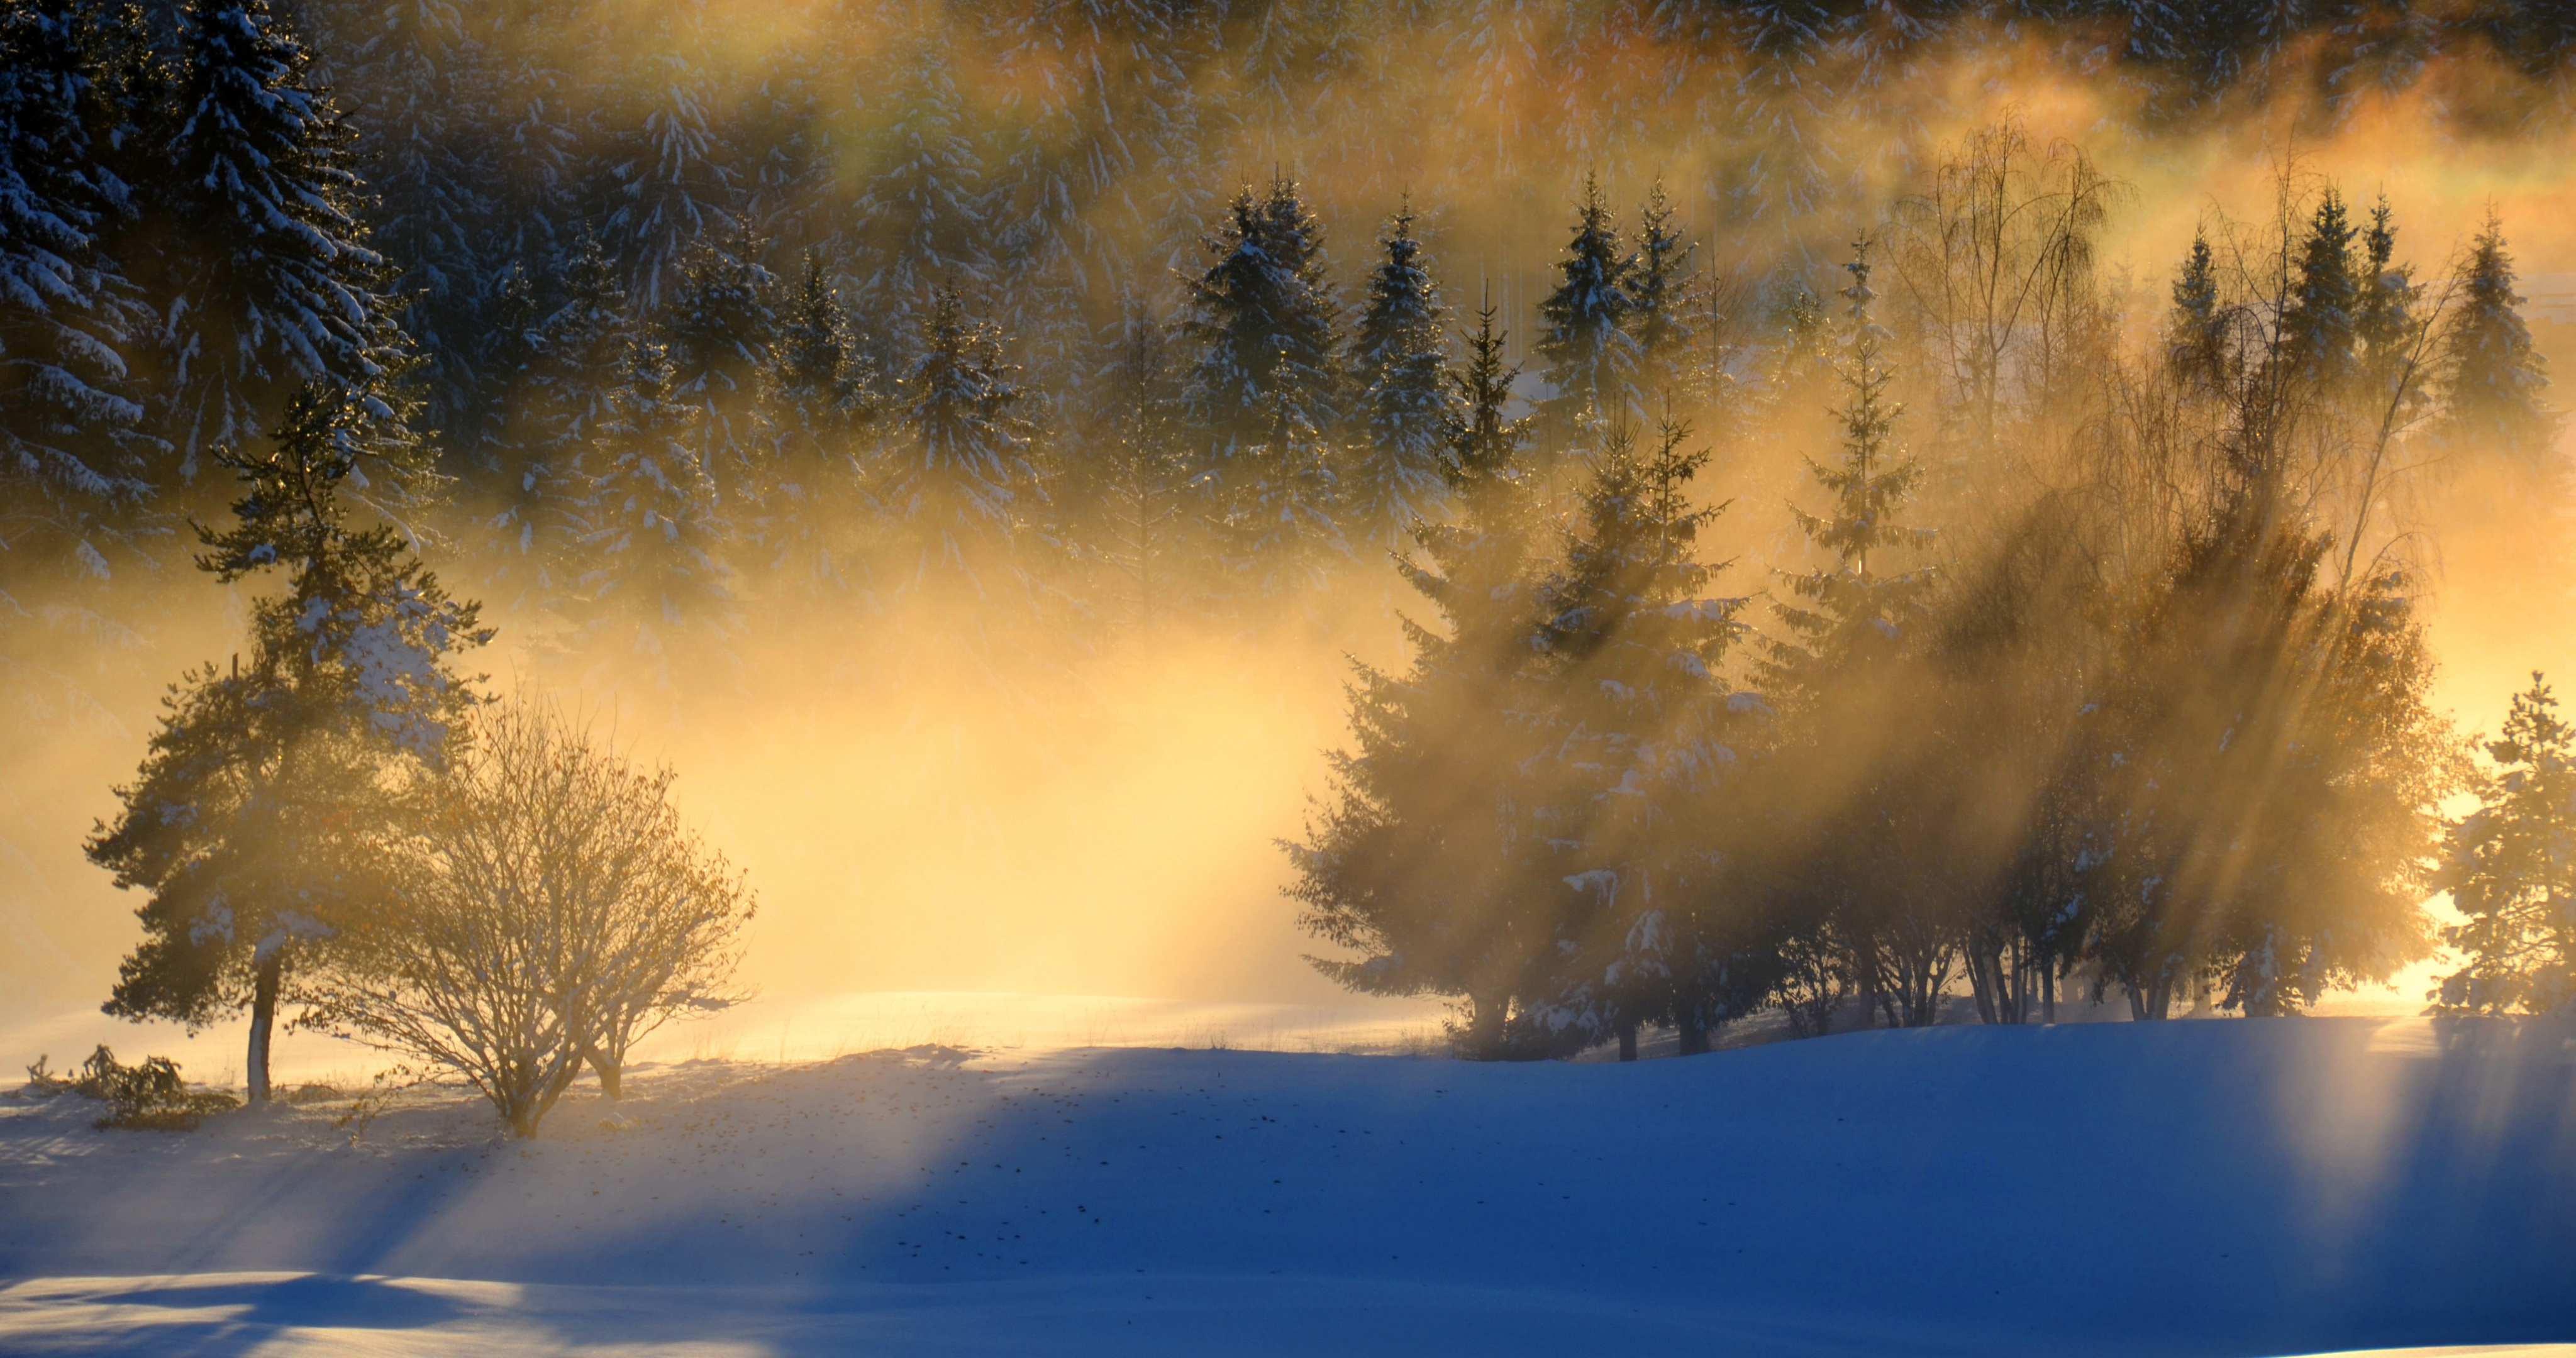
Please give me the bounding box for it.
[1295,133,2565,1055]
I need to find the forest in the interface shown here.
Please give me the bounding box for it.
[4,0,2576,1115]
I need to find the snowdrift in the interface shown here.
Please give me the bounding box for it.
[1,1017,2569,1356]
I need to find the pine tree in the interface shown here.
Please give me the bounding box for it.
[1628,177,1698,399]
[1086,292,1193,634]
[87,378,487,1102]
[1347,202,1454,555]
[2438,210,2555,459]
[159,0,408,475]
[2353,193,2423,418]
[2434,675,2576,1015]
[477,231,632,615]
[1525,416,1761,1059]
[1762,237,1934,712]
[1177,177,1345,594]
[884,285,1034,612]
[0,0,156,587]
[758,252,879,600]
[598,38,737,309]
[658,226,779,495]
[2282,187,2362,388]
[1291,299,1550,1058]
[850,33,992,356]
[572,335,735,696]
[1533,170,1636,443]
[2167,227,2230,394]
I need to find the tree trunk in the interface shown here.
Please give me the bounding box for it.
[1616,1020,1638,1063]
[245,952,281,1104]
[589,1047,623,1101]
[1465,992,1508,1057]
[2041,962,2057,1025]
[1676,1012,1708,1057]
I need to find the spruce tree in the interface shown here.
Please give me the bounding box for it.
[850,33,992,355]
[1628,177,1698,398]
[1347,202,1454,555]
[2354,194,2423,417]
[572,336,736,694]
[2434,675,2576,1015]
[1525,416,1760,1059]
[1291,299,1548,1057]
[1087,292,1193,634]
[0,0,155,589]
[659,227,779,494]
[2438,211,2555,459]
[1177,177,1345,594]
[1762,237,1934,712]
[1533,171,1636,442]
[87,378,487,1102]
[2282,187,2361,388]
[758,253,879,600]
[478,231,631,615]
[160,0,408,473]
[2167,228,2229,394]
[885,286,1035,612]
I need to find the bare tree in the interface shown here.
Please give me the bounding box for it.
[315,700,752,1136]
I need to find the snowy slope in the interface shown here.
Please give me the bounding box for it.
[0,1018,2570,1356]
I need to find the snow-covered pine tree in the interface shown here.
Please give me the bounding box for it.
[2434,675,2576,1015]
[2282,187,2362,389]
[657,226,779,499]
[883,285,1035,619]
[1176,177,1346,597]
[2353,193,2425,421]
[87,377,487,1103]
[1761,237,1935,714]
[0,0,155,594]
[597,36,737,310]
[1758,236,1942,1029]
[570,334,736,697]
[1291,298,1552,1058]
[849,33,993,368]
[310,0,495,443]
[2167,226,2231,394]
[1627,177,1697,401]
[1524,416,1760,1060]
[1346,202,1454,556]
[1533,170,1636,445]
[1085,290,1193,634]
[476,229,634,616]
[158,0,410,482]
[757,251,879,602]
[2437,209,2555,460]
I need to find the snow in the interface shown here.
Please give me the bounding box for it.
[1,1016,2570,1355]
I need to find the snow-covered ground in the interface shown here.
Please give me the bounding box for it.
[1,1017,2569,1356]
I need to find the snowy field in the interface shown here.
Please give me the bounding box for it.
[1,1017,2570,1357]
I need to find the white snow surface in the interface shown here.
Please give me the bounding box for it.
[0,1017,2570,1356]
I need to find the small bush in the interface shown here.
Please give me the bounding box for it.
[67,1046,240,1131]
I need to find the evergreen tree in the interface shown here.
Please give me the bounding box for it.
[159,0,408,475]
[2282,187,2361,388]
[0,0,155,587]
[1525,416,1762,1060]
[2438,210,2555,459]
[598,39,736,309]
[2434,675,2576,1015]
[1762,237,1934,712]
[1086,291,1192,634]
[658,227,779,494]
[1292,299,1549,1057]
[572,335,735,695]
[758,252,879,600]
[1533,170,1636,442]
[884,285,1035,614]
[87,378,487,1102]
[477,231,631,615]
[2354,193,2423,417]
[1627,177,1697,398]
[1347,202,1453,555]
[2167,227,2230,394]
[850,33,992,355]
[1177,177,1345,593]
